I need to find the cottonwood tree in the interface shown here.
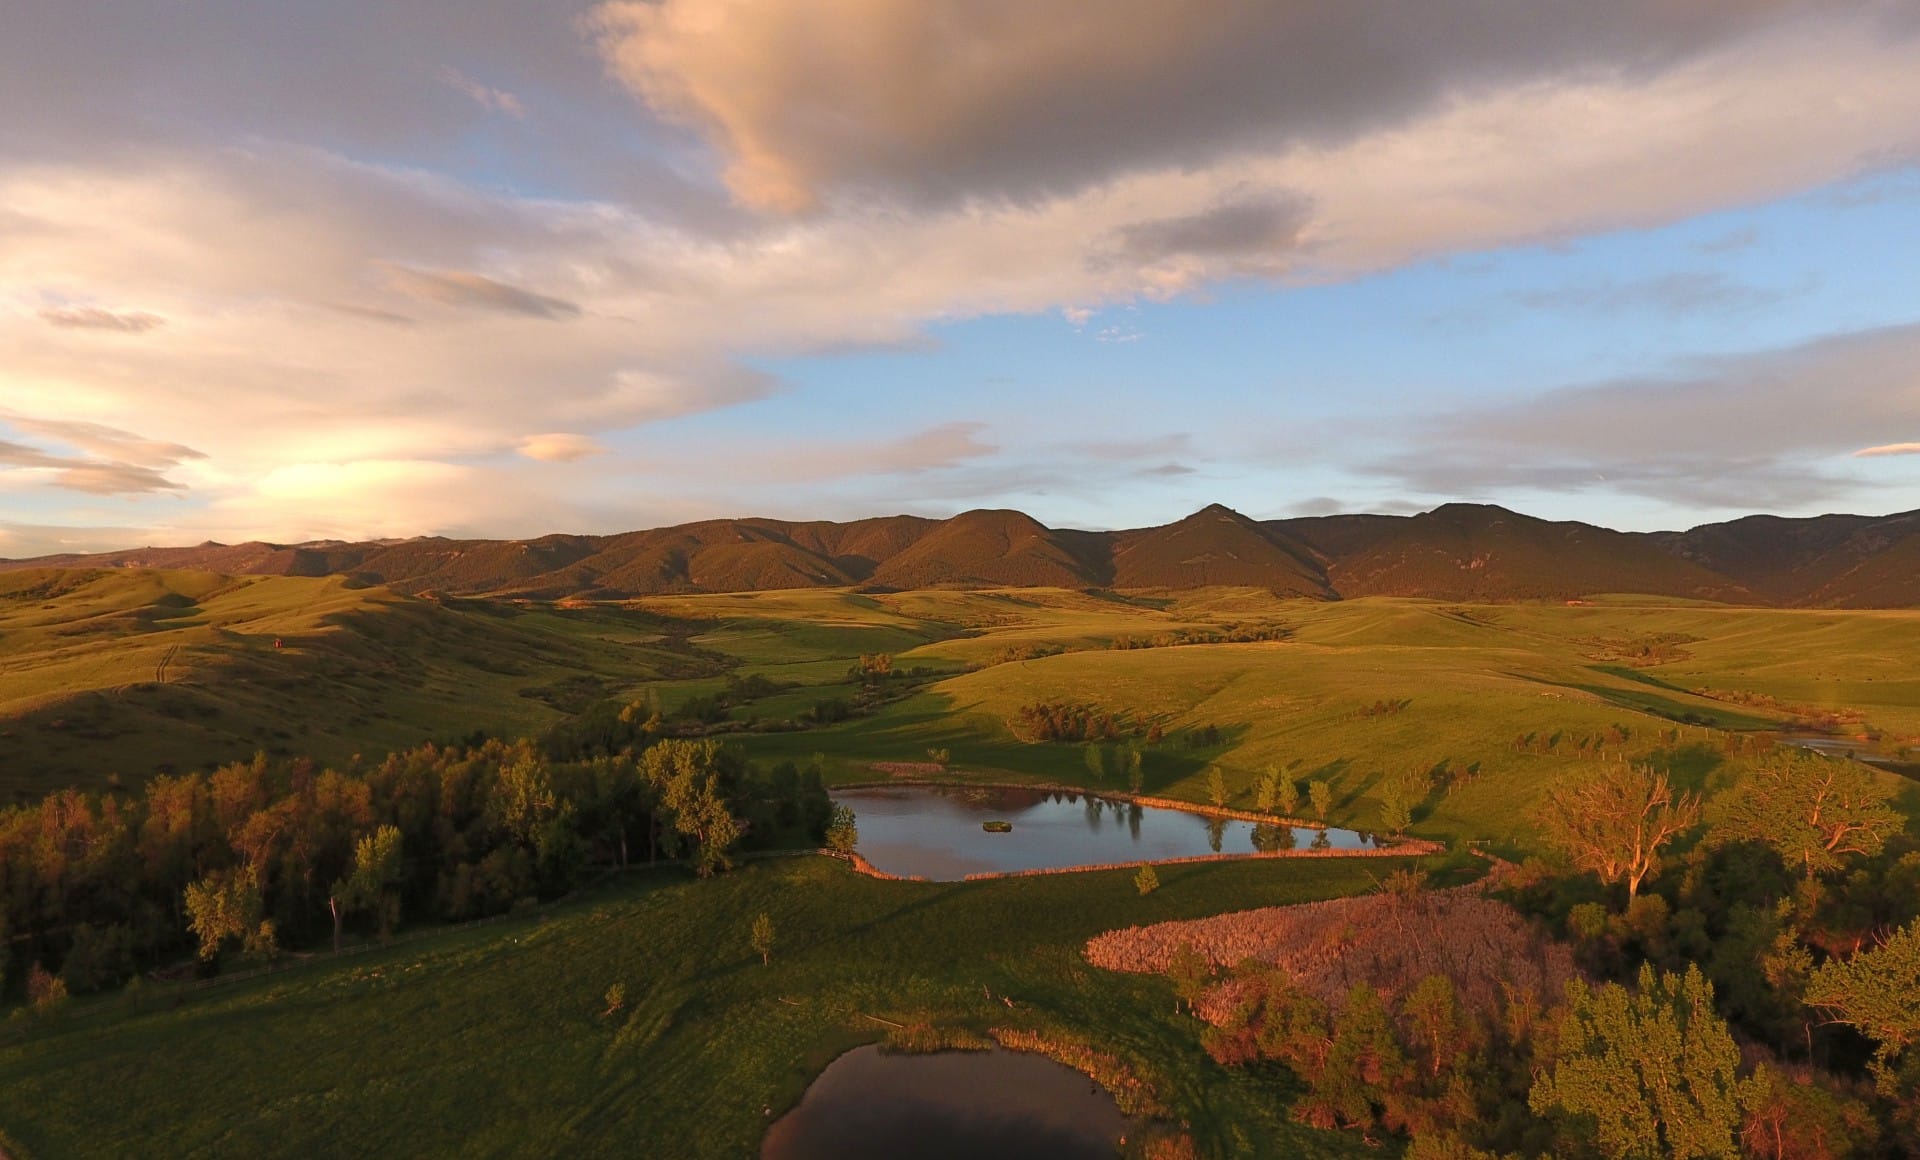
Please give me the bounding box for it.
[642,739,744,876]
[750,913,775,965]
[1309,780,1334,822]
[1534,764,1699,901]
[1708,751,1902,879]
[824,804,858,856]
[1379,768,1429,835]
[184,867,277,962]
[1529,965,1748,1160]
[328,824,404,952]
[1806,919,1920,1097]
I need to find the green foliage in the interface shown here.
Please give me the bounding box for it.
[750,912,775,965]
[1533,764,1699,900]
[1167,940,1210,1014]
[1529,964,1748,1160]
[1255,766,1281,813]
[1309,780,1334,822]
[26,963,69,1019]
[1806,919,1920,1096]
[185,868,276,963]
[1134,864,1160,896]
[1085,742,1108,783]
[603,982,626,1016]
[1707,751,1902,879]
[1207,766,1229,809]
[1379,768,1429,834]
[824,803,858,856]
[1276,775,1302,819]
[643,739,745,877]
[335,824,406,941]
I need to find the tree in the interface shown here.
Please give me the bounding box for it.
[1084,743,1107,784]
[183,868,277,963]
[1309,779,1334,822]
[1126,746,1144,794]
[603,982,627,1016]
[643,739,744,876]
[750,912,775,965]
[1805,918,1920,1097]
[1533,764,1700,901]
[1276,775,1301,818]
[1255,766,1281,813]
[26,963,69,1019]
[1207,766,1229,809]
[1708,751,1901,879]
[1379,768,1428,835]
[824,804,859,856]
[1529,964,1749,1160]
[1135,864,1160,895]
[329,824,404,952]
[1167,940,1210,1014]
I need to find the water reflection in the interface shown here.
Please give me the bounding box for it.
[837,784,1382,880]
[761,1046,1128,1160]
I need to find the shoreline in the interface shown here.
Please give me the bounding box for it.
[827,777,1445,881]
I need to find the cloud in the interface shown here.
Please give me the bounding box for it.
[518,432,606,462]
[385,266,581,319]
[1512,271,1790,315]
[1855,442,1920,458]
[4,415,205,468]
[594,0,1893,212]
[39,306,165,333]
[1359,321,1920,510]
[0,438,188,494]
[1106,197,1310,266]
[438,67,527,119]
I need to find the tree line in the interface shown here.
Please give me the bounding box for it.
[1,730,834,1007]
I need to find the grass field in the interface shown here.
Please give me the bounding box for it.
[0,569,706,801]
[4,573,1920,1156]
[640,588,1920,847]
[0,853,1466,1159]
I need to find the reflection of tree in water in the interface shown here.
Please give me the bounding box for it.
[1127,803,1142,842]
[1206,817,1227,853]
[1251,823,1297,853]
[1310,828,1332,851]
[1083,795,1104,833]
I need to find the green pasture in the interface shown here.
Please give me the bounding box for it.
[0,854,1449,1159]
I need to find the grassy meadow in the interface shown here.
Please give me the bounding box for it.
[0,569,701,801]
[637,587,1920,847]
[0,853,1468,1158]
[5,572,1919,1157]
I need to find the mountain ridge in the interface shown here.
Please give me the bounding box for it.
[7,503,1920,607]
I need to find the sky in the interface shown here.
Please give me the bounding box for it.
[3,0,1920,557]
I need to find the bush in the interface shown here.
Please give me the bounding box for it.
[1135,865,1161,896]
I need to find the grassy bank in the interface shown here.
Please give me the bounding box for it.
[0,854,1453,1158]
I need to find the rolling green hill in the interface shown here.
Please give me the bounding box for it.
[0,569,697,800]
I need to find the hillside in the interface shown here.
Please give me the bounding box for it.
[1305,504,1750,603]
[0,569,695,800]
[8,503,1920,607]
[1110,504,1333,595]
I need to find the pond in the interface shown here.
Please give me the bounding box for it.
[836,784,1382,880]
[761,1046,1130,1160]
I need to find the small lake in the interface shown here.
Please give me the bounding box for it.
[836,784,1382,880]
[761,1046,1130,1160]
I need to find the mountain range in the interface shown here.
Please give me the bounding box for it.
[7,502,1920,607]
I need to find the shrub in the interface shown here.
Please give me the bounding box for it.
[1135,865,1161,896]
